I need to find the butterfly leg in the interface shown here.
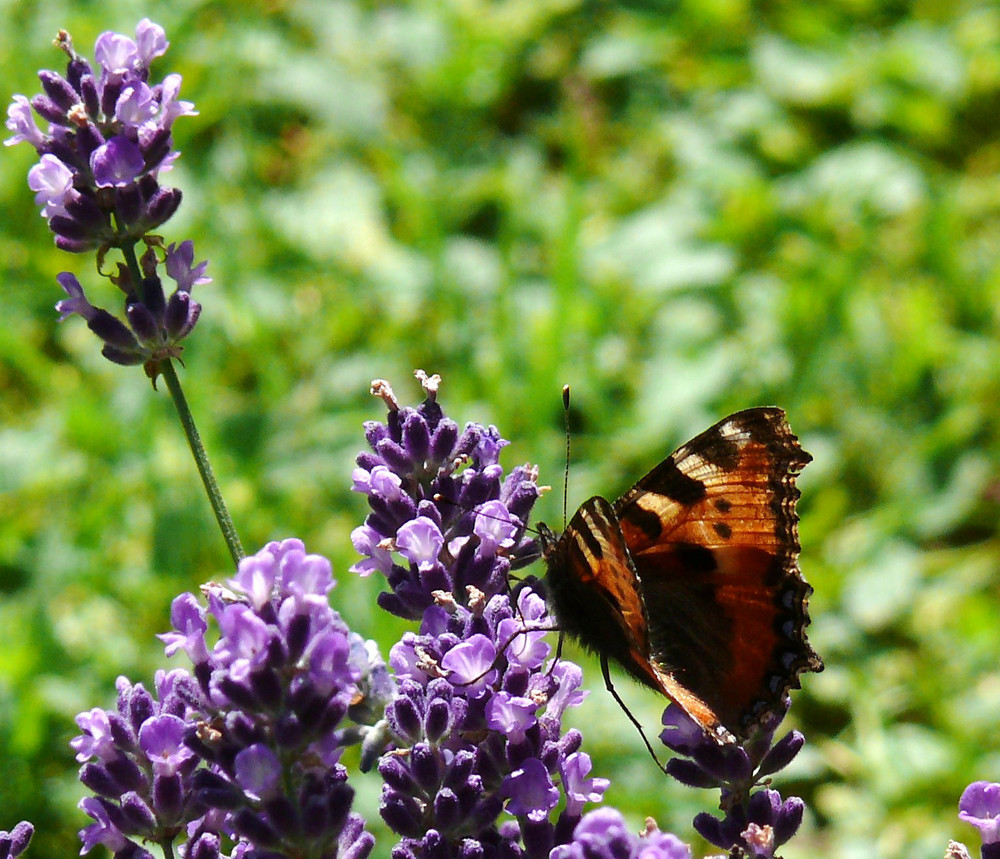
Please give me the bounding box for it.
[599,654,665,773]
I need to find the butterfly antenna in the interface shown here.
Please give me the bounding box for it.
[562,384,571,530]
[600,656,666,773]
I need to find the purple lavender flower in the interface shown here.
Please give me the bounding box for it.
[550,809,692,859]
[351,371,541,620]
[74,539,380,859]
[54,241,204,369]
[661,704,808,857]
[74,671,201,856]
[355,373,622,858]
[0,823,34,859]
[11,23,205,373]
[6,20,193,251]
[960,782,1000,859]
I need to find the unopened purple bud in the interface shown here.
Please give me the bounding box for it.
[380,755,416,793]
[116,843,156,859]
[422,830,448,859]
[664,758,719,789]
[187,833,221,859]
[433,788,462,831]
[115,182,144,223]
[64,188,106,224]
[747,788,781,824]
[153,772,185,822]
[381,793,425,838]
[691,743,753,783]
[105,756,147,793]
[375,437,412,474]
[232,808,281,847]
[125,301,159,342]
[299,791,328,838]
[457,840,485,859]
[442,750,475,792]
[386,695,423,742]
[30,94,66,124]
[217,676,260,710]
[120,791,157,833]
[144,185,181,226]
[326,779,354,833]
[80,762,124,798]
[402,412,431,463]
[49,213,96,243]
[0,822,34,859]
[410,743,441,792]
[428,418,459,463]
[249,667,282,708]
[521,817,554,858]
[80,74,100,117]
[758,730,805,777]
[39,70,80,112]
[692,812,728,849]
[164,291,200,339]
[424,697,453,743]
[339,816,375,859]
[263,795,300,838]
[138,274,166,315]
[773,796,805,845]
[191,769,244,809]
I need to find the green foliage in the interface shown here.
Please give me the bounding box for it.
[2,0,1000,857]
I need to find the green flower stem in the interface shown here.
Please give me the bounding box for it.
[119,238,244,567]
[160,359,245,567]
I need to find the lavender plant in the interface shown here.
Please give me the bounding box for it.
[6,17,837,859]
[351,372,613,858]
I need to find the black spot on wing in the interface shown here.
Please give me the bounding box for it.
[713,522,732,540]
[628,503,663,540]
[673,542,717,574]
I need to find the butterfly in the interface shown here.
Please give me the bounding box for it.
[538,407,823,744]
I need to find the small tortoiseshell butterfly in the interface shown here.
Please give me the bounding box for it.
[538,407,822,744]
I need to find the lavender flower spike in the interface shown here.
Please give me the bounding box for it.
[75,539,381,859]
[356,373,671,858]
[551,809,692,859]
[662,703,811,858]
[7,20,193,251]
[54,242,205,371]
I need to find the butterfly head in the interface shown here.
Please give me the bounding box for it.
[535,521,560,558]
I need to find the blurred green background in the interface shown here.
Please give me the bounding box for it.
[2,0,1000,857]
